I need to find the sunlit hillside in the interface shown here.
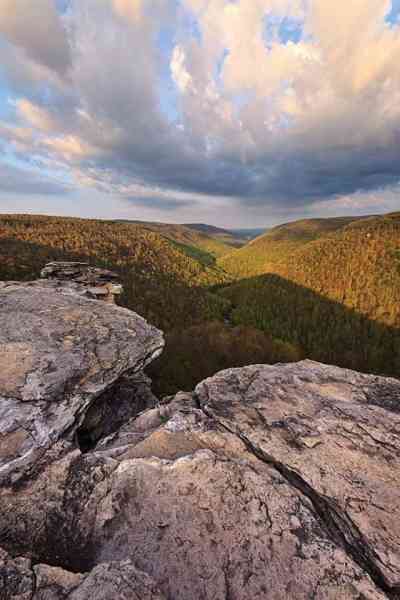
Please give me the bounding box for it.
[218,216,365,277]
[218,213,400,377]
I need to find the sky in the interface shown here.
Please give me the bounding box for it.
[0,0,399,228]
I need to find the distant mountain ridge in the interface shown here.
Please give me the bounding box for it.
[184,223,266,245]
[182,223,234,236]
[114,219,243,256]
[230,228,267,240]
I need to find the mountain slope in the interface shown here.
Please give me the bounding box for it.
[262,216,367,241]
[115,219,237,257]
[183,223,249,247]
[218,216,366,277]
[275,213,400,325]
[183,223,234,236]
[218,212,400,377]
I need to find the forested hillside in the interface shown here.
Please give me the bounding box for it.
[218,213,400,378]
[0,214,298,394]
[114,219,238,257]
[218,216,364,277]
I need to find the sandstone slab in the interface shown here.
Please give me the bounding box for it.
[196,360,400,596]
[0,282,163,483]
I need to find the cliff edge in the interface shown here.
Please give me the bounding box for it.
[0,275,399,599]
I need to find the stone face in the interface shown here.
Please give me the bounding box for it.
[94,450,387,600]
[40,261,119,283]
[195,361,400,595]
[40,262,123,303]
[0,548,166,600]
[0,548,34,600]
[0,282,164,483]
[1,279,400,599]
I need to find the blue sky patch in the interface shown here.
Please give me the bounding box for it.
[232,91,255,117]
[263,12,304,48]
[385,0,400,25]
[0,78,13,121]
[56,0,70,15]
[278,17,304,44]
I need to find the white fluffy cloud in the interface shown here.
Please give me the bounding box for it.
[0,0,399,224]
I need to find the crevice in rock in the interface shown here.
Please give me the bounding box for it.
[29,564,37,600]
[192,392,202,410]
[76,370,158,453]
[206,411,400,599]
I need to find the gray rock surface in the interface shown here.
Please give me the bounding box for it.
[0,547,166,600]
[40,262,123,303]
[40,262,119,284]
[0,281,164,482]
[195,362,400,596]
[1,280,400,599]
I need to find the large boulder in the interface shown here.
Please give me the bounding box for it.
[1,280,400,599]
[195,362,400,596]
[0,281,164,483]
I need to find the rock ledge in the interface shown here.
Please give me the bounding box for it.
[1,280,400,599]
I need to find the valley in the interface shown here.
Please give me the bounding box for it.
[0,211,399,395]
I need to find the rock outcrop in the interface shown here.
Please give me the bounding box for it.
[1,278,400,599]
[40,261,123,303]
[0,279,163,482]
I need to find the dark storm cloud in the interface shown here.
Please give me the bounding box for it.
[100,138,400,208]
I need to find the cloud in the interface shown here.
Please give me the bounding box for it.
[0,0,71,76]
[16,99,56,132]
[112,0,142,23]
[0,0,399,222]
[125,195,192,211]
[0,162,72,196]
